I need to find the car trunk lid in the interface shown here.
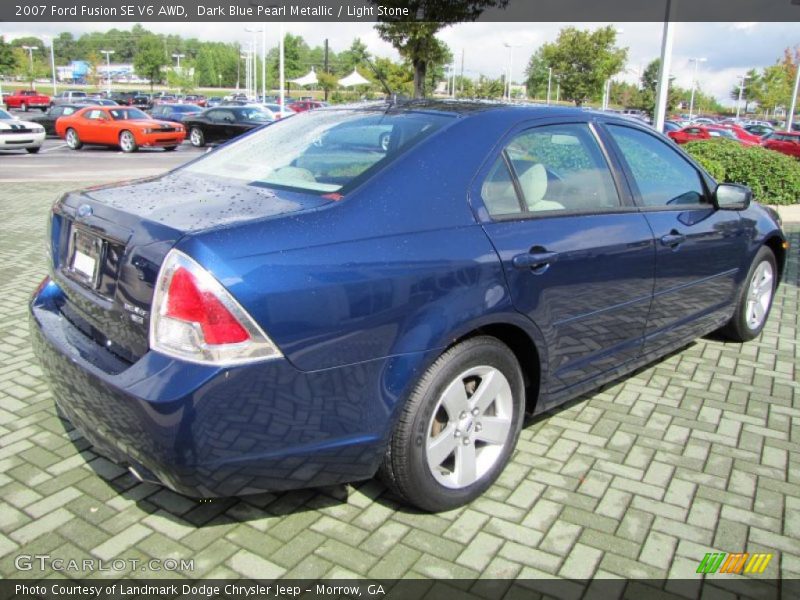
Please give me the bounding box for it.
[49,172,329,365]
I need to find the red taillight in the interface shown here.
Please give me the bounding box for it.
[165,267,249,345]
[151,250,282,365]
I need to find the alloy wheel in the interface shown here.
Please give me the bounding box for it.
[425,365,513,489]
[120,132,135,152]
[746,260,774,330]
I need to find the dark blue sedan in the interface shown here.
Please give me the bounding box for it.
[30,102,786,511]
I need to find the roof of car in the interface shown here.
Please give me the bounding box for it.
[317,100,630,122]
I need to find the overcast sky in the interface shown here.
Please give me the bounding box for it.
[4,21,798,105]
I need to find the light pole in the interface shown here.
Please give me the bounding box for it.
[735,74,750,119]
[41,35,57,95]
[22,45,36,86]
[601,28,624,111]
[788,57,800,131]
[245,27,263,100]
[503,43,521,101]
[653,0,676,132]
[547,67,552,105]
[687,57,707,121]
[100,49,114,94]
[279,23,285,108]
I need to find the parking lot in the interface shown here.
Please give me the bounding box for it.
[0,135,798,588]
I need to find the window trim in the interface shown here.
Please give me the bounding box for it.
[596,120,716,211]
[471,117,633,223]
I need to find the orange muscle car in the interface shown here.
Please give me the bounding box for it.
[56,106,185,152]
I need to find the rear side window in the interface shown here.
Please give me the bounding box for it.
[607,124,707,207]
[482,123,620,217]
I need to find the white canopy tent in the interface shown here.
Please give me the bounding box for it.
[290,67,318,87]
[338,69,370,87]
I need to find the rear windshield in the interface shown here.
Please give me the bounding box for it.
[182,108,452,193]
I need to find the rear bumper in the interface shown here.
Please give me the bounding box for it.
[29,278,403,497]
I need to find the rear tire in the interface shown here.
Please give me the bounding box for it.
[119,130,138,153]
[379,336,525,512]
[189,127,205,147]
[719,246,777,342]
[65,128,82,150]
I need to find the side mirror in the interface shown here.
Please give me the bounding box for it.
[714,183,751,211]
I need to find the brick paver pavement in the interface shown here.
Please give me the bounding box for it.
[0,183,798,581]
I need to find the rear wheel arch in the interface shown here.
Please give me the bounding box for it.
[449,322,543,415]
[763,235,786,283]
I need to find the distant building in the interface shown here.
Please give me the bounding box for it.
[57,61,91,83]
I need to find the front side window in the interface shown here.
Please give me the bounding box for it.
[481,123,620,217]
[182,108,451,194]
[109,108,148,120]
[607,124,707,207]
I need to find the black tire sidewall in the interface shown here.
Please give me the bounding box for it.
[399,338,524,511]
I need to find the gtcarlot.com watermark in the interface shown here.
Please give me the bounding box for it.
[15,554,194,573]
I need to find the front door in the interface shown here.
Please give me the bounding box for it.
[477,121,655,396]
[602,122,747,356]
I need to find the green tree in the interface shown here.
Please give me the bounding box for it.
[340,38,369,73]
[729,68,761,115]
[194,47,217,87]
[0,36,17,77]
[755,47,798,117]
[133,34,167,91]
[473,75,504,99]
[537,26,628,106]
[634,58,680,115]
[374,0,509,98]
[524,48,550,99]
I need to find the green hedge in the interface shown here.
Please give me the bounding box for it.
[683,139,800,205]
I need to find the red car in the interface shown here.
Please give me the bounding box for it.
[761,131,800,159]
[668,125,756,146]
[287,100,325,113]
[721,124,762,145]
[183,95,207,107]
[5,89,50,112]
[56,106,185,153]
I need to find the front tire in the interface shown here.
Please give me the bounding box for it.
[163,145,178,152]
[65,128,82,150]
[379,336,525,512]
[26,147,41,154]
[189,127,205,147]
[719,246,777,342]
[119,130,138,153]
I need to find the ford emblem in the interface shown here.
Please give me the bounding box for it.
[77,204,93,218]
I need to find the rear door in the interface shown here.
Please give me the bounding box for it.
[476,119,655,397]
[601,121,747,356]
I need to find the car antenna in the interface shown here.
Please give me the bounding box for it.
[357,50,394,98]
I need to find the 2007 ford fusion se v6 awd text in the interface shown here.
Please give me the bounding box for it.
[30,102,786,511]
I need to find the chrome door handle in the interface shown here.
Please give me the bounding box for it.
[660,233,686,247]
[512,251,559,271]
